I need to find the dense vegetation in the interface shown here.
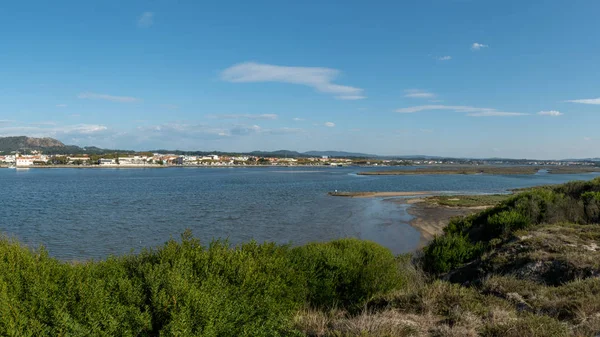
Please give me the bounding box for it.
[2,178,600,336]
[425,194,512,207]
[0,235,402,336]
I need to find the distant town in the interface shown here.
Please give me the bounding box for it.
[1,150,599,168]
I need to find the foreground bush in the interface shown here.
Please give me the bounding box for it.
[290,239,402,310]
[0,234,401,336]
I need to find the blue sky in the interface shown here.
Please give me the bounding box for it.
[1,1,599,159]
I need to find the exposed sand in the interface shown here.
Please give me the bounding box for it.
[397,199,491,247]
[329,191,436,198]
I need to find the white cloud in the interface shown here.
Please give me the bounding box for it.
[437,56,452,61]
[468,111,527,117]
[396,105,528,117]
[324,122,335,127]
[220,62,365,100]
[293,117,305,121]
[565,97,600,105]
[538,110,563,116]
[336,95,366,100]
[471,42,488,51]
[0,123,108,138]
[56,104,67,108]
[78,92,140,103]
[209,114,278,120]
[404,89,435,99]
[137,12,154,28]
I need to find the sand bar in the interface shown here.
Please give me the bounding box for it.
[328,191,436,198]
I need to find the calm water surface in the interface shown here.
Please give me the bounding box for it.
[1,167,598,260]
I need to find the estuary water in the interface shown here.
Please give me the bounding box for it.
[1,167,598,260]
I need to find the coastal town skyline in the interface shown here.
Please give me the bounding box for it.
[2,1,600,159]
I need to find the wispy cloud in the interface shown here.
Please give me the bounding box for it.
[584,137,592,141]
[471,42,488,51]
[293,117,305,121]
[396,105,528,117]
[220,62,365,100]
[336,95,366,100]
[565,97,600,105]
[137,12,154,28]
[0,123,108,137]
[404,89,435,99]
[468,111,527,117]
[538,110,563,116]
[436,56,452,61]
[78,92,140,103]
[324,122,335,127]
[208,114,278,120]
[56,104,67,108]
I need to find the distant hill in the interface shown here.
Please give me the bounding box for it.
[303,150,375,158]
[0,136,65,152]
[250,150,306,158]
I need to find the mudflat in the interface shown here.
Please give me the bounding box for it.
[358,165,600,176]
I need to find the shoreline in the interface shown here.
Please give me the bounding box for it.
[397,198,491,247]
[328,191,436,198]
[0,164,343,169]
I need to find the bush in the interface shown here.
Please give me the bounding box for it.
[484,210,530,239]
[422,233,483,274]
[290,238,402,310]
[0,234,406,336]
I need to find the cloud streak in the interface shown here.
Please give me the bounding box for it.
[396,105,528,117]
[137,12,154,28]
[78,92,140,103]
[404,89,435,99]
[220,62,365,100]
[538,110,563,116]
[437,56,452,61]
[565,97,600,105]
[324,122,335,127]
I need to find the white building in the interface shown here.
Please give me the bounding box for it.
[99,158,116,165]
[16,157,36,167]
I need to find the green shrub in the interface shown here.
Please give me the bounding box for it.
[0,234,407,336]
[290,238,402,310]
[422,233,483,274]
[484,210,530,239]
